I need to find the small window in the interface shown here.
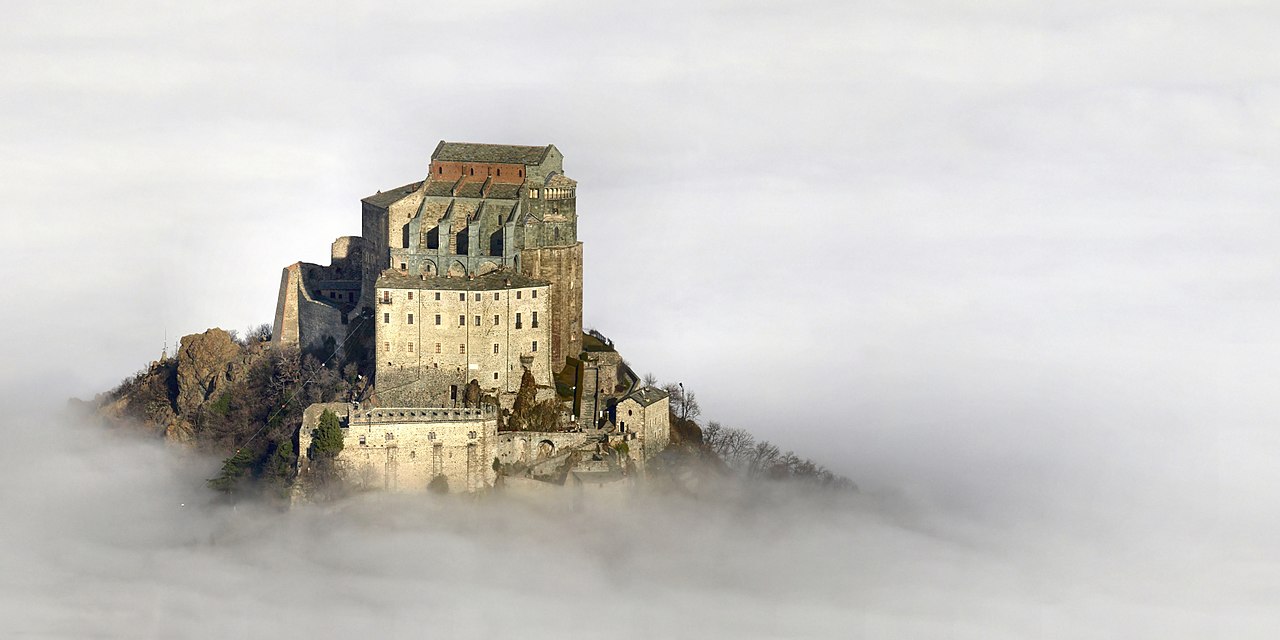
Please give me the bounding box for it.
[460,344,466,354]
[519,169,523,177]
[384,342,390,352]
[532,290,537,299]
[408,342,414,353]
[531,311,538,328]
[493,315,499,325]
[400,262,407,270]
[459,315,465,326]
[384,313,390,324]
[435,343,441,353]
[532,340,538,352]
[435,314,441,325]
[517,291,522,299]
[474,315,480,326]
[515,313,522,329]
[493,344,499,354]
[428,431,437,441]
[408,292,413,300]
[408,314,414,325]
[359,435,366,445]
[381,292,390,303]
[496,168,501,176]
[435,292,441,301]
[328,292,335,299]
[470,168,474,176]
[459,293,465,301]
[468,431,477,439]
[474,293,480,302]
[493,292,499,300]
[494,372,499,380]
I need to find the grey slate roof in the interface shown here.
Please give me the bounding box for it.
[432,141,552,165]
[376,269,550,291]
[362,181,422,208]
[624,387,669,407]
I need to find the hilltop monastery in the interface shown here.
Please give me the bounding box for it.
[272,142,669,494]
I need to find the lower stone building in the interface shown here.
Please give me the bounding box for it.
[298,402,498,494]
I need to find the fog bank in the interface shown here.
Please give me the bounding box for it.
[0,407,1273,639]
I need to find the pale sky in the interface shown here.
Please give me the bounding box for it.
[1,1,1278,636]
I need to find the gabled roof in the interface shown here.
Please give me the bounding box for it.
[362,181,422,208]
[623,387,669,408]
[432,141,553,165]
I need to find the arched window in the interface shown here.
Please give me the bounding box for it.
[470,168,474,176]
[496,168,501,176]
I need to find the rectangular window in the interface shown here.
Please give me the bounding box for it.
[494,372,499,380]
[517,291,522,299]
[435,292,441,301]
[493,315,499,325]
[459,315,465,326]
[408,314,414,325]
[515,313,522,329]
[435,343,441,353]
[474,315,480,326]
[459,344,466,354]
[408,292,413,300]
[328,292,335,299]
[493,293,499,300]
[493,344,499,354]
[435,314,441,325]
[381,292,390,303]
[399,262,407,270]
[359,435,366,445]
[531,311,538,328]
[383,313,389,324]
[408,342,414,353]
[384,342,390,352]
[532,340,538,352]
[532,290,537,298]
[459,293,465,301]
[474,293,480,302]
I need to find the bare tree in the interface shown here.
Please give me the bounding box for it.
[642,372,658,387]
[663,383,701,421]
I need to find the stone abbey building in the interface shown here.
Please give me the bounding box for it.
[274,142,668,495]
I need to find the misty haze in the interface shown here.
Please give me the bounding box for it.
[2,1,1279,638]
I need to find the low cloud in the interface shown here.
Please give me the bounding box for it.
[0,404,1273,639]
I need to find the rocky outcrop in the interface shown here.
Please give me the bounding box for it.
[175,329,242,415]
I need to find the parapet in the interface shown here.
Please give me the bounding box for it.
[350,406,498,425]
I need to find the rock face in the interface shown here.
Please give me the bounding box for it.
[175,328,242,415]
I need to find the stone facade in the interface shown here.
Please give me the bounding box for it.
[271,236,364,351]
[614,388,671,472]
[373,271,553,406]
[298,403,498,494]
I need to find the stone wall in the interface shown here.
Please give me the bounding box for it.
[520,242,583,372]
[616,392,670,472]
[373,275,553,403]
[298,403,498,494]
[271,262,348,351]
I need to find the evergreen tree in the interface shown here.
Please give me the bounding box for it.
[207,448,254,494]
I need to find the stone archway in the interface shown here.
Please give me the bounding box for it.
[422,260,437,277]
[447,260,467,277]
[536,440,555,459]
[476,261,498,276]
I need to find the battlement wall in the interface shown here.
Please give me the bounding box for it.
[298,402,497,494]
